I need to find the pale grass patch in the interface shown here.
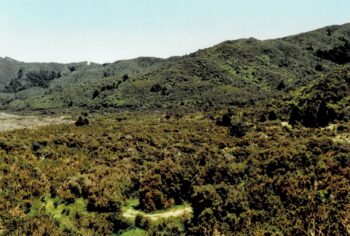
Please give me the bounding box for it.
[0,112,73,132]
[281,121,292,129]
[332,133,350,144]
[122,205,193,221]
[325,124,337,131]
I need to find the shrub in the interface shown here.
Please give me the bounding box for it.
[268,111,278,120]
[289,106,302,125]
[92,90,100,99]
[75,116,89,126]
[135,214,151,230]
[122,74,129,81]
[216,110,233,127]
[150,83,162,92]
[229,121,249,138]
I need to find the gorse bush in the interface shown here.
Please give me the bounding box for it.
[0,111,348,235]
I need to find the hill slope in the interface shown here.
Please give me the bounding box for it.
[0,23,350,112]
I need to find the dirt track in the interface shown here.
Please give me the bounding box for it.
[122,206,193,221]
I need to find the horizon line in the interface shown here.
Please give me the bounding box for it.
[1,22,348,64]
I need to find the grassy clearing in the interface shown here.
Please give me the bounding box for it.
[29,196,88,233]
[119,228,147,236]
[0,112,73,132]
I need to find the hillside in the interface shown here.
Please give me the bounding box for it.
[0,23,350,235]
[0,23,349,112]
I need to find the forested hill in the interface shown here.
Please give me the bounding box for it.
[0,23,349,112]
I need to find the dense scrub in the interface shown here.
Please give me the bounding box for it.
[0,111,349,235]
[284,65,350,128]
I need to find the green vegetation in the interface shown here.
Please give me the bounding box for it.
[1,23,350,112]
[0,23,349,235]
[0,110,349,235]
[119,228,147,236]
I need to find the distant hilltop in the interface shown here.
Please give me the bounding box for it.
[0,23,349,113]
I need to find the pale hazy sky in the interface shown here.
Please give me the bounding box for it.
[0,0,349,63]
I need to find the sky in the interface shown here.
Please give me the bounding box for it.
[0,0,349,63]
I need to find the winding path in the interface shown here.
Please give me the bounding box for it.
[122,206,193,221]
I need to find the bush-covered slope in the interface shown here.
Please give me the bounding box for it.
[271,64,350,128]
[0,23,350,112]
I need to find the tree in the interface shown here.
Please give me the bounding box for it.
[75,116,89,126]
[230,121,249,138]
[289,106,302,125]
[92,90,100,99]
[122,74,129,81]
